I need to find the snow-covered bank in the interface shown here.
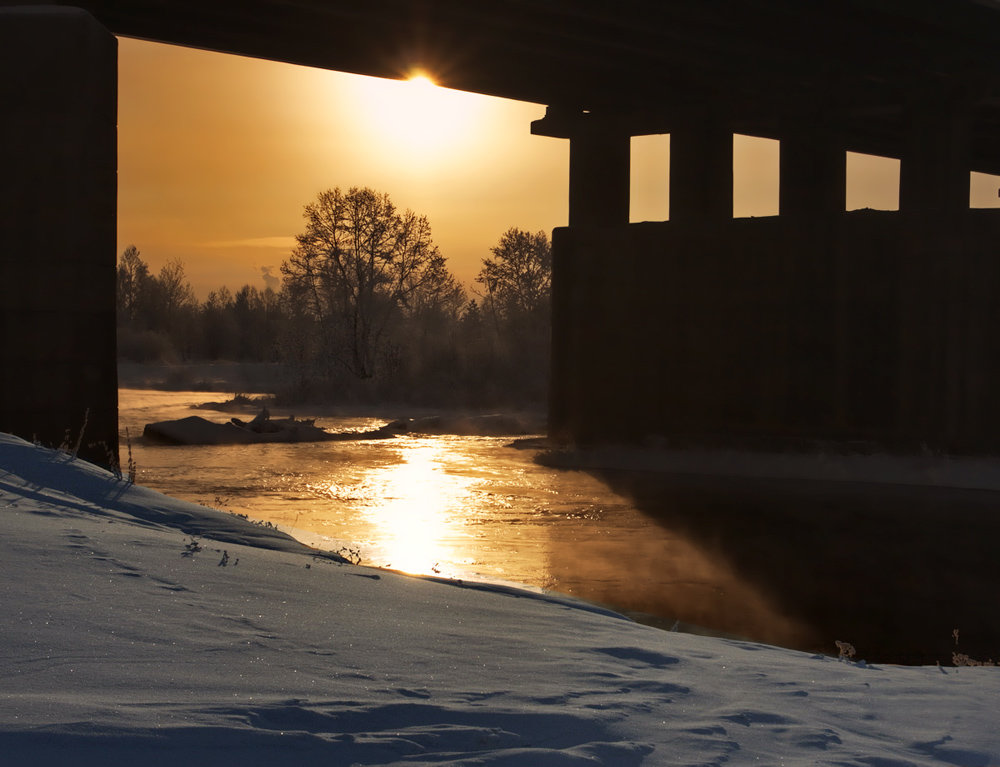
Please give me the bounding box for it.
[1,432,998,766]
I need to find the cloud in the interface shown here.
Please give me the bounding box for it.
[260,266,280,291]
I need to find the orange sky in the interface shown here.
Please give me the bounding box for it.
[117,38,1000,299]
[117,38,572,297]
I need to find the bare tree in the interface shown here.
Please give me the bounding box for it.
[116,244,149,324]
[153,259,197,317]
[473,228,552,404]
[116,248,198,361]
[476,228,552,327]
[281,187,454,379]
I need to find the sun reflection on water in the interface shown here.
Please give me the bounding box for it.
[357,439,475,576]
[121,391,821,653]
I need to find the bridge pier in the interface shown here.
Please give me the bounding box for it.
[536,95,1000,453]
[669,115,733,223]
[779,125,846,220]
[567,115,631,227]
[0,7,118,465]
[899,89,973,220]
[896,89,977,449]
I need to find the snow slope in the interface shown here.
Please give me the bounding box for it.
[1,432,998,766]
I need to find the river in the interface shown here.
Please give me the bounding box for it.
[119,388,1000,665]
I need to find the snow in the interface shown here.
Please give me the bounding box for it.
[1,432,998,766]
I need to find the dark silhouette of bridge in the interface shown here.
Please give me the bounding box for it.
[3,1,1000,462]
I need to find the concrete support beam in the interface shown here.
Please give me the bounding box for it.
[670,118,733,223]
[896,89,973,447]
[0,7,118,466]
[899,90,972,219]
[780,130,846,218]
[568,121,630,227]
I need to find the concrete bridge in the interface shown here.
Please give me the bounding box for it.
[3,1,1000,462]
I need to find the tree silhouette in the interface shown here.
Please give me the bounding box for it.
[281,187,454,379]
[476,228,551,328]
[116,244,149,324]
[474,228,552,404]
[116,246,198,361]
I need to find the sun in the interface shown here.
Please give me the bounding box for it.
[406,71,436,88]
[348,69,485,169]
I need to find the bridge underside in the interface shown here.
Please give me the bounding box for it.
[1,1,1000,460]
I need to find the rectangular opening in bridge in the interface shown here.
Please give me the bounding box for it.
[846,151,900,211]
[630,134,669,222]
[970,172,1000,208]
[733,134,779,218]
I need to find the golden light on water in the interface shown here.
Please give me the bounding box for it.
[360,440,475,576]
[284,435,550,582]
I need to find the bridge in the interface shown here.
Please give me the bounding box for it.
[3,1,1000,461]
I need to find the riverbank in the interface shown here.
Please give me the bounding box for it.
[2,431,998,765]
[117,362,547,425]
[118,361,286,393]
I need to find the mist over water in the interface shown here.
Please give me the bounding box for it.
[120,389,1000,664]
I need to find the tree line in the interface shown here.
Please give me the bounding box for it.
[117,186,552,408]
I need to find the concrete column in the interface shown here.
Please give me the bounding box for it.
[780,130,846,219]
[0,8,118,466]
[899,90,972,219]
[568,121,630,227]
[896,89,973,449]
[670,118,732,224]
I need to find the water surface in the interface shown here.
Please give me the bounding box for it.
[120,389,1000,664]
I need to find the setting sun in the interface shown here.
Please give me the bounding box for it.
[406,70,436,87]
[349,70,486,169]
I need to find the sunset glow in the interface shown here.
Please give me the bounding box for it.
[349,69,486,169]
[117,38,566,297]
[406,71,436,86]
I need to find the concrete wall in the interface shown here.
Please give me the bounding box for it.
[550,210,1000,453]
[0,8,118,464]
